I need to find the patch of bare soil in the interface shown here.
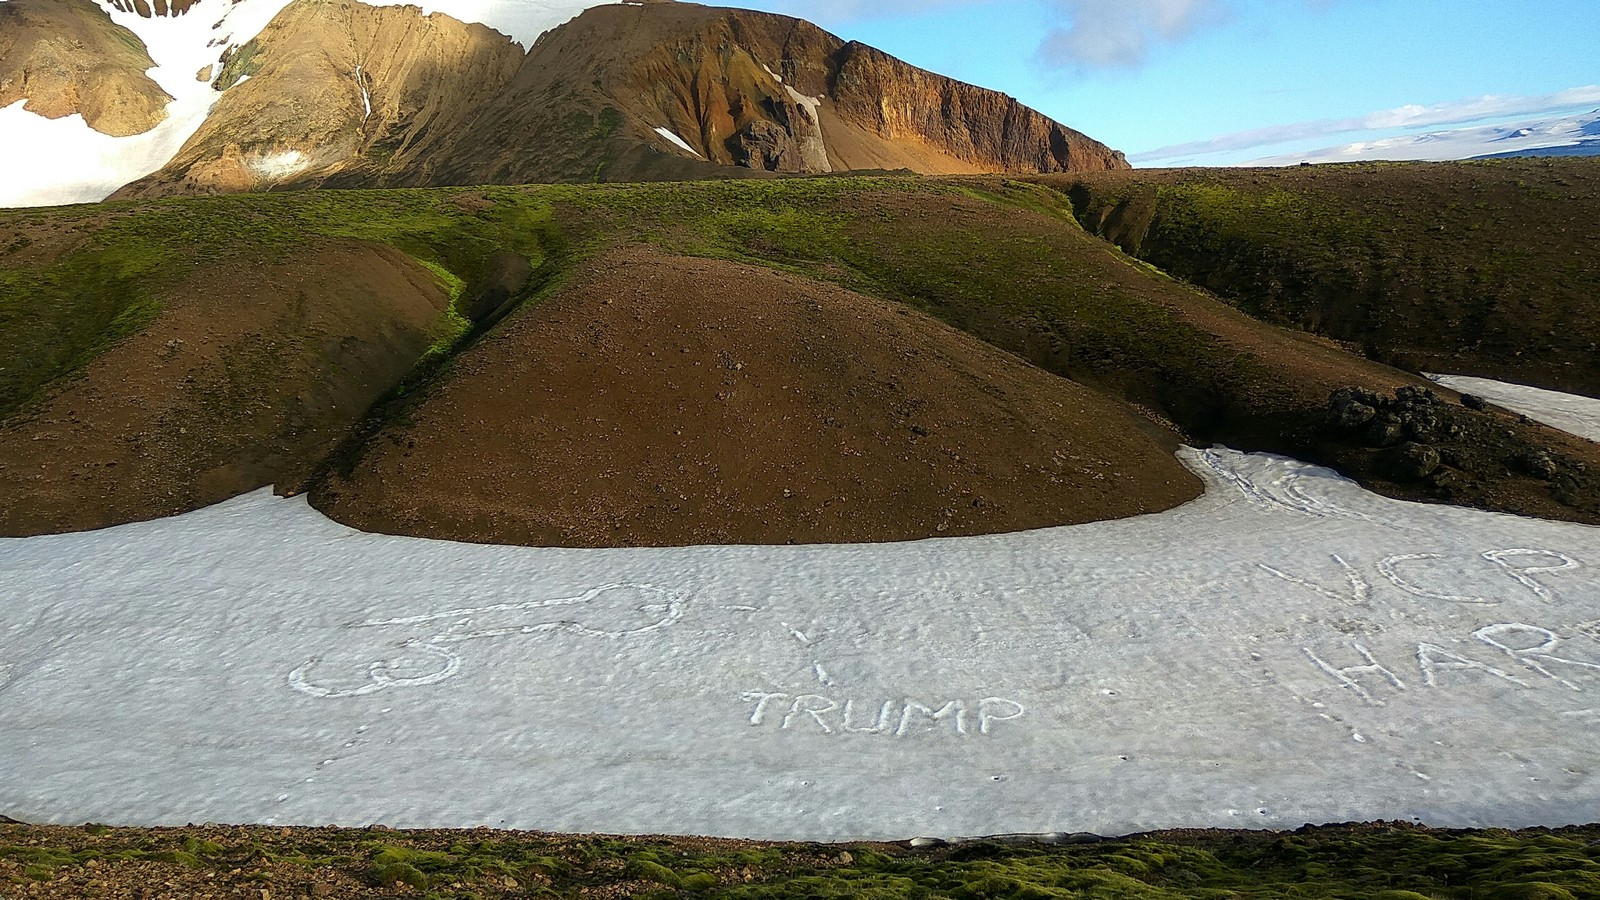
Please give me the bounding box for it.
[312,245,1202,547]
[0,241,448,537]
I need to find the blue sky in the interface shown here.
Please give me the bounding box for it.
[737,0,1600,165]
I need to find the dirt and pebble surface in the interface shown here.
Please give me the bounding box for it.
[0,240,449,537]
[313,245,1202,547]
[3,820,1599,899]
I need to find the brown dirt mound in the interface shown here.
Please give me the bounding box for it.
[0,240,449,537]
[312,246,1201,547]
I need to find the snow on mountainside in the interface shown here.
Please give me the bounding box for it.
[0,0,297,206]
[1253,110,1600,166]
[0,0,605,207]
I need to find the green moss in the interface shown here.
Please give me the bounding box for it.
[213,39,263,90]
[374,860,429,890]
[623,855,683,887]
[681,871,720,891]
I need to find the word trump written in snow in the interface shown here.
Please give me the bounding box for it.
[1267,546,1600,705]
[741,692,1026,737]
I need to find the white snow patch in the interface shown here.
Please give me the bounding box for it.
[248,149,311,179]
[353,0,606,49]
[653,126,701,157]
[782,85,832,173]
[784,85,824,129]
[762,62,782,83]
[355,65,373,121]
[0,0,297,207]
[5,434,1600,838]
[1429,374,1600,443]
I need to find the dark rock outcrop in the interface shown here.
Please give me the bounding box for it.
[1323,384,1600,513]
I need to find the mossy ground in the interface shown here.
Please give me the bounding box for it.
[0,177,1248,431]
[1056,158,1600,396]
[5,166,1600,530]
[3,822,1599,898]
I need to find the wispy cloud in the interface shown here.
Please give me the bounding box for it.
[1133,86,1600,163]
[1037,0,1227,70]
[761,0,1338,71]
[752,0,977,22]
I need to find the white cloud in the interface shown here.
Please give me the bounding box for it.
[1133,85,1600,163]
[754,0,1340,72]
[748,0,977,24]
[1038,0,1226,70]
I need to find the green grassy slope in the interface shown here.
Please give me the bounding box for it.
[1055,158,1600,395]
[4,173,1599,532]
[4,822,1600,898]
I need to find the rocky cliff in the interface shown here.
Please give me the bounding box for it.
[0,0,172,136]
[108,0,1128,198]
[427,3,1129,186]
[112,0,524,197]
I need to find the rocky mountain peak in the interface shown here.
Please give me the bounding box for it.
[5,0,1128,205]
[102,0,202,17]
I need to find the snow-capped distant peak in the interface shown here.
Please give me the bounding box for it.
[1252,109,1600,166]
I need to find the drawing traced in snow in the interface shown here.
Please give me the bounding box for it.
[289,584,685,699]
[2,377,1599,839]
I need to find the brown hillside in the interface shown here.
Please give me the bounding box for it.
[433,3,1130,186]
[113,0,525,198]
[0,0,171,137]
[113,0,1128,197]
[311,246,1201,548]
[0,241,450,537]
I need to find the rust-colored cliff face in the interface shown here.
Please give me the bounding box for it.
[828,41,1128,174]
[0,0,172,137]
[114,0,1128,197]
[434,3,1128,185]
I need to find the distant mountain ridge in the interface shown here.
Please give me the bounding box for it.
[0,0,1128,206]
[1250,109,1600,166]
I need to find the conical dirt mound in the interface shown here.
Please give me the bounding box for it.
[312,246,1202,547]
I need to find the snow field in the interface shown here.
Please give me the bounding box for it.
[3,414,1600,838]
[1251,109,1600,165]
[1430,374,1600,443]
